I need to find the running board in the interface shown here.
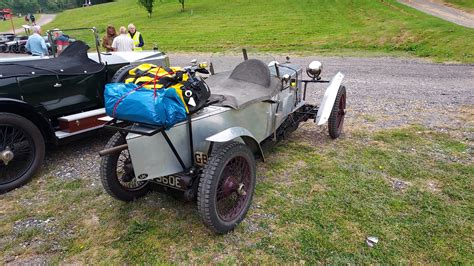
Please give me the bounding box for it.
[55,108,111,139]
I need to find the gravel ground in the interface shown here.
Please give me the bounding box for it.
[36,54,473,181]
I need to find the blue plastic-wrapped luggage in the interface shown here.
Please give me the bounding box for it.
[104,83,187,127]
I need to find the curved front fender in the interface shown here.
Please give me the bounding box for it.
[0,98,56,143]
[316,72,344,125]
[206,127,265,161]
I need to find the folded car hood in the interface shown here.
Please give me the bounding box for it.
[0,51,168,65]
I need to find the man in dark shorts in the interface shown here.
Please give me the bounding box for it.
[30,13,36,25]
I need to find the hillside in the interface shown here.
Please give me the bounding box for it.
[44,0,474,62]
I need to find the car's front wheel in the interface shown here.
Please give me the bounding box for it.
[198,141,256,234]
[0,113,45,193]
[328,86,346,139]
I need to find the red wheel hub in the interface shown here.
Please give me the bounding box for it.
[222,176,238,197]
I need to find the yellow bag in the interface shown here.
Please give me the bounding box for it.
[124,64,189,113]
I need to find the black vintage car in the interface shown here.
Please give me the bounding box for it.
[0,28,169,192]
[0,33,15,52]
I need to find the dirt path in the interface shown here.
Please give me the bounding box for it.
[0,14,56,34]
[398,0,474,28]
[35,14,56,28]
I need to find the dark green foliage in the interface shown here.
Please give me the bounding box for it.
[0,0,39,13]
[137,0,155,17]
[178,0,184,12]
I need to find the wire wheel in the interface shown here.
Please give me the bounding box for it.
[100,132,149,201]
[216,156,252,222]
[198,142,256,234]
[0,125,35,184]
[328,86,346,139]
[115,148,147,191]
[0,113,45,193]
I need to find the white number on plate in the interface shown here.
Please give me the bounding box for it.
[156,176,181,189]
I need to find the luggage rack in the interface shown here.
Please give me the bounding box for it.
[104,119,165,136]
[101,117,196,173]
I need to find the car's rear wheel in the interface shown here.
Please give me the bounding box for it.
[100,132,150,201]
[198,141,256,234]
[0,113,45,193]
[328,86,346,139]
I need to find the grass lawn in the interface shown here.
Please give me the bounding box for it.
[0,125,472,264]
[44,0,474,62]
[0,15,41,34]
[443,0,474,12]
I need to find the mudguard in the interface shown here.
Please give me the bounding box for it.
[0,98,56,143]
[206,127,265,161]
[315,72,344,125]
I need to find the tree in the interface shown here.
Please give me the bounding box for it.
[178,0,184,12]
[137,0,155,18]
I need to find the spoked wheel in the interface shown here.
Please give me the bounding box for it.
[198,142,256,234]
[100,132,150,201]
[0,113,45,193]
[328,86,346,139]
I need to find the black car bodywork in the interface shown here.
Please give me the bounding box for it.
[0,35,169,193]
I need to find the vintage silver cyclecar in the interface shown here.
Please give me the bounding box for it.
[99,51,347,233]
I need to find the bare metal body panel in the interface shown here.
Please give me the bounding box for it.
[126,63,344,180]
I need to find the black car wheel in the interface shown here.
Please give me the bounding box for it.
[13,45,20,53]
[328,86,346,139]
[100,132,150,201]
[0,113,45,193]
[111,64,136,83]
[198,141,256,234]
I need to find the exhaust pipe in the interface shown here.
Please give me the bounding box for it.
[98,144,128,157]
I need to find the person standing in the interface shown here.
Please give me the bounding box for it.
[127,23,144,51]
[24,14,30,25]
[26,26,48,56]
[102,25,117,52]
[30,13,36,25]
[53,29,70,55]
[112,26,134,52]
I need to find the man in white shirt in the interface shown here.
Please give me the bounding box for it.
[25,26,48,56]
[111,26,134,52]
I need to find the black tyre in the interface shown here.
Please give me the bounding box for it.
[99,64,136,104]
[111,64,136,83]
[328,86,346,139]
[0,113,45,193]
[100,132,150,201]
[198,142,256,234]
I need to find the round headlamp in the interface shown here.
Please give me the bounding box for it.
[306,61,322,79]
